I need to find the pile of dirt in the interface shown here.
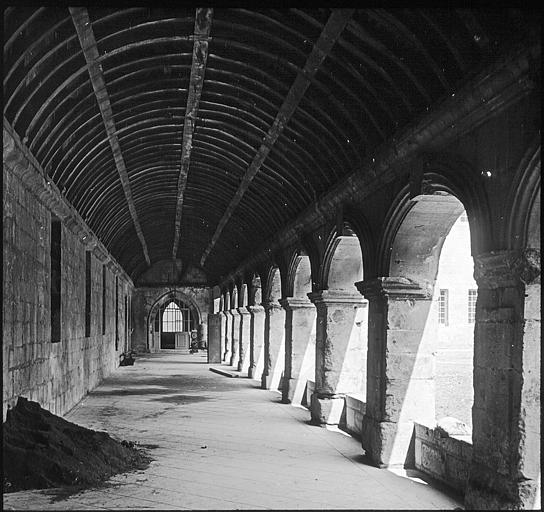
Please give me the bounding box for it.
[3,397,152,493]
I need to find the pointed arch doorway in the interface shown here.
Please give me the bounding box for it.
[148,292,201,353]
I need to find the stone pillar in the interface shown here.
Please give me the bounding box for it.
[230,309,241,368]
[356,277,436,467]
[219,312,226,360]
[249,305,265,380]
[279,297,316,405]
[262,301,285,390]
[465,250,540,510]
[223,311,232,362]
[199,322,207,347]
[207,313,222,363]
[238,307,252,373]
[307,290,366,426]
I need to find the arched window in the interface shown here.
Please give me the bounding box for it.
[155,299,197,332]
[162,302,183,332]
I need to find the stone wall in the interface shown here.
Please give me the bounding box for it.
[3,162,133,421]
[414,423,472,495]
[132,286,211,352]
[303,380,315,409]
[343,394,366,439]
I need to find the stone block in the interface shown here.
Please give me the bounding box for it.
[384,351,435,380]
[385,329,427,354]
[311,395,345,425]
[523,285,540,320]
[473,367,513,412]
[345,394,366,437]
[418,438,446,476]
[383,378,435,423]
[387,299,433,330]
[474,322,515,369]
[363,418,416,467]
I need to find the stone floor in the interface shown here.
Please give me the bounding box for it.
[3,351,464,510]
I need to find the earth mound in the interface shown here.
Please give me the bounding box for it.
[3,397,152,493]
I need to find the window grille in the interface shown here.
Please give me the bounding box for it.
[162,302,183,332]
[438,289,449,326]
[468,289,477,323]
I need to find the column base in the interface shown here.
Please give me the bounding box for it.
[262,373,273,390]
[282,377,307,405]
[281,378,293,404]
[465,461,540,510]
[310,395,346,426]
[361,415,416,468]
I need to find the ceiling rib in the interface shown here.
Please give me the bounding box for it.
[69,7,151,266]
[199,8,355,267]
[172,7,213,260]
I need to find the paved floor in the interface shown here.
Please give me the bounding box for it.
[4,352,463,510]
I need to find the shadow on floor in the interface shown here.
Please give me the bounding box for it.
[151,394,212,404]
[134,360,209,364]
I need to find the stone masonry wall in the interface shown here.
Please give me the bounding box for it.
[414,422,472,495]
[3,163,133,421]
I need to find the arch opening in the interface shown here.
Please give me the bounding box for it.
[310,224,368,427]
[433,210,475,434]
[285,254,316,406]
[263,267,285,391]
[147,292,201,353]
[381,192,475,466]
[327,230,367,401]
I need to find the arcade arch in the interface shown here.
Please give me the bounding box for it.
[281,252,316,405]
[309,223,366,426]
[262,267,284,390]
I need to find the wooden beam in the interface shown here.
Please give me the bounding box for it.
[217,42,539,287]
[70,7,151,266]
[172,7,213,260]
[199,9,355,267]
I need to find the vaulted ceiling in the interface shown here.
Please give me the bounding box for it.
[3,7,538,284]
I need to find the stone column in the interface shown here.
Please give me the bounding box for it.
[223,311,232,362]
[219,312,226,361]
[279,297,316,405]
[238,307,252,373]
[207,313,222,363]
[307,290,366,426]
[249,305,265,380]
[230,309,241,368]
[465,250,540,510]
[262,301,285,390]
[356,277,436,468]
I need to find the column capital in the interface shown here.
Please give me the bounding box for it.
[355,277,432,300]
[237,307,251,316]
[248,304,265,314]
[279,297,315,311]
[307,289,364,306]
[262,299,283,311]
[474,249,540,288]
